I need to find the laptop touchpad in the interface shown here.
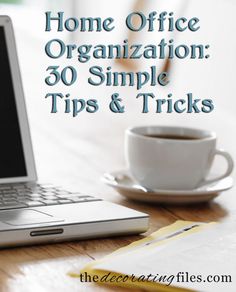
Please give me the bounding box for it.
[0,209,64,226]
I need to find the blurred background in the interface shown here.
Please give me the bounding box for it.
[0,0,235,191]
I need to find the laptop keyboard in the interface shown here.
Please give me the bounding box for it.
[0,184,102,210]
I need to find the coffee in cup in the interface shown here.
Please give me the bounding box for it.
[125,126,234,190]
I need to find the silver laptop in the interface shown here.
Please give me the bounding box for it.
[0,16,149,248]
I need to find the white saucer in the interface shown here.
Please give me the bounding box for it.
[102,170,234,204]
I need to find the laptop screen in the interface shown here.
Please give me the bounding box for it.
[0,26,27,178]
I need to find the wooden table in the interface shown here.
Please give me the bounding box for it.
[1,5,236,292]
[0,90,235,292]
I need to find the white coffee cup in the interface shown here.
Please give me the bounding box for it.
[125,126,234,190]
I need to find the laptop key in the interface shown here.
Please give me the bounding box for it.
[0,186,12,190]
[16,195,32,199]
[3,192,17,195]
[18,199,34,203]
[60,195,91,200]
[29,193,41,197]
[40,200,58,205]
[1,199,17,203]
[0,203,26,210]
[41,196,58,201]
[70,198,88,203]
[2,190,17,194]
[58,199,72,204]
[84,197,102,202]
[57,194,77,199]
[70,197,101,203]
[2,198,17,202]
[30,197,44,201]
[56,191,71,195]
[42,192,57,196]
[17,191,31,195]
[2,194,17,199]
[75,195,94,198]
[29,195,42,199]
[42,188,59,192]
[25,201,45,207]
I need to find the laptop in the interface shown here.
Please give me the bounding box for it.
[0,16,149,248]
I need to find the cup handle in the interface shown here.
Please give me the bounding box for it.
[202,149,234,185]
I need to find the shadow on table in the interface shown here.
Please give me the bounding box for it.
[123,197,228,223]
